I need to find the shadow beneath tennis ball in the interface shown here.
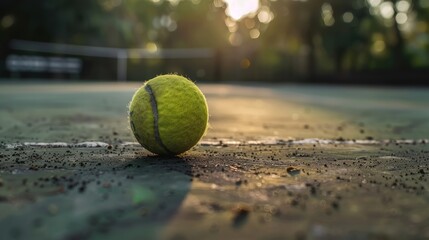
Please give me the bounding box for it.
[63,155,192,240]
[88,155,193,239]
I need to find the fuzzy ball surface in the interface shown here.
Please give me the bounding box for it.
[129,74,209,155]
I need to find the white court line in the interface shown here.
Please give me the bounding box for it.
[1,138,428,149]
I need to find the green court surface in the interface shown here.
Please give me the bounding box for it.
[0,82,428,239]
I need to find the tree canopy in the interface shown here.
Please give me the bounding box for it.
[1,0,428,83]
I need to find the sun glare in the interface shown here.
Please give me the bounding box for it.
[223,0,260,21]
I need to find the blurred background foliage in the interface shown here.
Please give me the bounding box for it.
[1,0,429,83]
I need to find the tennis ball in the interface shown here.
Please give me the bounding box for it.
[129,74,209,155]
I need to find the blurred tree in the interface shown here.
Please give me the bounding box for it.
[391,0,409,70]
[0,0,164,47]
[408,0,429,67]
[268,0,324,78]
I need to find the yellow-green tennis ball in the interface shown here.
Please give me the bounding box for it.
[129,74,209,155]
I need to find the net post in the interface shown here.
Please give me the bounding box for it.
[117,50,127,81]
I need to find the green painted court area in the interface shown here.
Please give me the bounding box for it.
[0,82,428,239]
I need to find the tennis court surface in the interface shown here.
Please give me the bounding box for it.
[0,82,428,239]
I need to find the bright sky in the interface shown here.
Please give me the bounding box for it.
[223,0,260,21]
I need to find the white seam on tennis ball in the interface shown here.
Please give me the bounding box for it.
[144,84,174,155]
